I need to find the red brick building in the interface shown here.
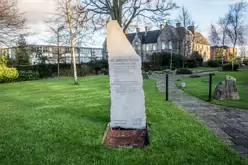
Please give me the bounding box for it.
[210,46,238,62]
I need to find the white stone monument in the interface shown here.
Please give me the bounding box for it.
[107,21,146,130]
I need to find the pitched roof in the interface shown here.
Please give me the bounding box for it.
[126,30,161,44]
[126,26,210,45]
[195,32,210,45]
[176,27,188,39]
[211,45,229,49]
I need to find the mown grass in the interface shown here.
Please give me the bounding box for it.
[0,76,247,165]
[176,71,248,110]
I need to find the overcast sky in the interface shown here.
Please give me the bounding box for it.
[18,0,248,47]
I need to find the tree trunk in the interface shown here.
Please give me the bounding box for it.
[57,34,60,77]
[232,46,235,71]
[66,0,78,85]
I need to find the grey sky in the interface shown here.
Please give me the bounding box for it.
[18,0,248,46]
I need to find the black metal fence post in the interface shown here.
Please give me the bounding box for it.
[209,73,213,101]
[166,73,169,101]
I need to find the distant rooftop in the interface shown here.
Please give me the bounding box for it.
[126,24,210,45]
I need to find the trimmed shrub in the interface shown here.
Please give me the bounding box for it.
[243,59,248,65]
[0,66,19,83]
[100,68,109,75]
[186,58,199,68]
[17,71,40,81]
[15,64,53,78]
[191,51,204,66]
[37,64,53,78]
[202,62,208,67]
[148,52,185,71]
[208,60,220,67]
[148,70,152,75]
[176,68,193,74]
[222,63,239,71]
[13,60,109,78]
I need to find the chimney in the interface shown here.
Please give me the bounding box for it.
[145,26,150,36]
[176,23,182,28]
[160,24,165,31]
[187,26,196,34]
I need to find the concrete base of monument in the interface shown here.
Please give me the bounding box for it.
[103,123,149,148]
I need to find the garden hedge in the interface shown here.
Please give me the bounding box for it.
[222,64,239,71]
[176,68,193,74]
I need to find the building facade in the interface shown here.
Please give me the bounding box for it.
[103,23,211,62]
[210,46,237,62]
[6,45,103,65]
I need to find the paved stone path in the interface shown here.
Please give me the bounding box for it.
[150,74,248,157]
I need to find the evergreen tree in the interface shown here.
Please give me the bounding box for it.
[15,35,29,65]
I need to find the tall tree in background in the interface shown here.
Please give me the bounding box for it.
[210,24,221,46]
[44,25,67,77]
[210,15,230,64]
[176,6,194,68]
[226,0,247,70]
[15,34,29,65]
[81,0,178,31]
[66,0,78,85]
[176,6,194,28]
[47,0,92,84]
[0,0,25,46]
[239,36,247,59]
[210,16,230,47]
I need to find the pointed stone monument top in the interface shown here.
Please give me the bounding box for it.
[107,20,137,57]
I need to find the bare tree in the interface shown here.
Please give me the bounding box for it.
[176,6,194,68]
[209,15,230,63]
[44,25,68,77]
[240,37,248,59]
[226,0,247,70]
[81,0,178,32]
[176,6,194,28]
[0,0,26,46]
[66,0,78,84]
[218,16,230,47]
[209,24,221,46]
[46,0,92,84]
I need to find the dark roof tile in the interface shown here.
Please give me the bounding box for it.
[126,30,161,44]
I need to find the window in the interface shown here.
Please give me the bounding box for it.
[162,42,166,50]
[81,48,91,55]
[143,44,146,51]
[146,45,149,51]
[153,44,157,50]
[65,47,71,53]
[43,47,49,53]
[168,41,172,50]
[38,46,42,52]
[92,49,102,55]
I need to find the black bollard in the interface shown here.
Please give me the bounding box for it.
[209,73,213,101]
[166,73,169,101]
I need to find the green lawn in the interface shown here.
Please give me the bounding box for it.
[177,71,248,110]
[190,67,220,72]
[0,77,247,165]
